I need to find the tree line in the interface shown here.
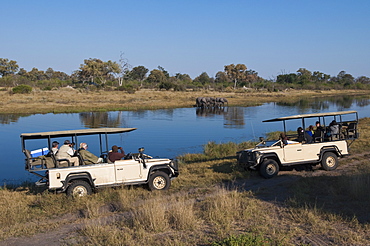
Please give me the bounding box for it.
[1,57,370,93]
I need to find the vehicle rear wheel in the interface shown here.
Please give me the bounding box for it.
[148,171,170,191]
[260,159,279,179]
[321,152,338,171]
[67,180,92,197]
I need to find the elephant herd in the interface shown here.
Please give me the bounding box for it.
[195,97,228,108]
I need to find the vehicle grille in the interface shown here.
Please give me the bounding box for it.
[237,151,256,165]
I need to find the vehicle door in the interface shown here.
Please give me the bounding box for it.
[114,159,144,182]
[283,143,304,162]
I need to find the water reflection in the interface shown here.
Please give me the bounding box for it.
[0,113,31,124]
[356,98,370,107]
[196,107,228,117]
[79,112,123,128]
[223,107,245,129]
[276,95,370,112]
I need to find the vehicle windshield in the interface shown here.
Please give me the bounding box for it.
[256,140,281,148]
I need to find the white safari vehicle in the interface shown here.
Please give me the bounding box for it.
[21,128,179,196]
[237,111,359,178]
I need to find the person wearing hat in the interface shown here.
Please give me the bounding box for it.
[108,145,125,163]
[51,141,59,155]
[56,140,80,167]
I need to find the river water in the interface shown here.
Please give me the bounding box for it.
[1,95,370,184]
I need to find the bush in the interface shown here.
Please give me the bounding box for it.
[42,86,53,91]
[117,84,137,94]
[12,85,32,94]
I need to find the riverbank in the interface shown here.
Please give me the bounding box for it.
[1,88,369,114]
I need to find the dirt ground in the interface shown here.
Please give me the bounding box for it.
[1,152,367,246]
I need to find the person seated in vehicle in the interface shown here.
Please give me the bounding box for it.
[56,140,80,167]
[297,127,312,143]
[313,121,324,142]
[78,142,103,165]
[305,125,314,137]
[279,132,288,145]
[329,120,340,139]
[51,141,59,155]
[108,145,125,163]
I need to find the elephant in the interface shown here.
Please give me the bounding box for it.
[215,97,228,107]
[196,97,226,108]
[205,97,216,108]
[195,97,208,108]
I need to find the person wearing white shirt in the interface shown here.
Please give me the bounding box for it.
[56,140,80,166]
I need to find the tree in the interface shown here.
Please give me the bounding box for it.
[356,76,370,84]
[312,71,330,83]
[26,68,47,81]
[146,69,167,88]
[117,52,131,86]
[224,64,247,89]
[276,73,298,84]
[244,69,259,87]
[174,73,192,83]
[215,71,229,84]
[45,68,54,80]
[0,58,19,77]
[157,66,169,78]
[77,58,121,85]
[193,72,211,85]
[17,68,27,76]
[296,68,312,85]
[129,66,149,87]
[337,71,354,87]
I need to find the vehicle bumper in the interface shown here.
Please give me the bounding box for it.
[236,150,258,168]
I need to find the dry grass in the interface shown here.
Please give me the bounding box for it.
[0,88,368,114]
[1,120,370,245]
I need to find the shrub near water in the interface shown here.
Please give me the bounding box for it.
[203,141,255,159]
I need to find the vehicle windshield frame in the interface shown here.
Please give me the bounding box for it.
[256,139,282,148]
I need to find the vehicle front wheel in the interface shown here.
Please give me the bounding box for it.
[321,152,338,171]
[148,171,170,191]
[67,180,92,197]
[260,159,279,179]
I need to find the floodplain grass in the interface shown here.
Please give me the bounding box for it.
[1,120,370,244]
[0,88,368,114]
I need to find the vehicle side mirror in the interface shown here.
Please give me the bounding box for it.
[259,137,265,145]
[138,147,147,168]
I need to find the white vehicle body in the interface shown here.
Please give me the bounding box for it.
[237,111,358,178]
[21,128,179,196]
[47,158,177,189]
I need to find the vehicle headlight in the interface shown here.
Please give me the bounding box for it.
[254,151,261,161]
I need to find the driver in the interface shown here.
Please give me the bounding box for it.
[108,145,125,163]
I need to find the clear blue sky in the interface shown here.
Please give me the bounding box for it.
[2,0,370,79]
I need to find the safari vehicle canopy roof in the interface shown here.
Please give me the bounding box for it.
[21,128,137,140]
[262,111,358,123]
